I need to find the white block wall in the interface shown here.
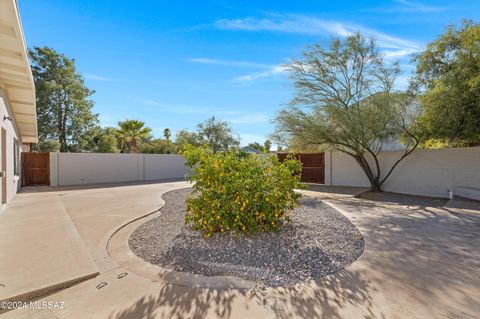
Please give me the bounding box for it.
[50,153,190,187]
[0,88,22,207]
[143,154,191,181]
[325,147,480,198]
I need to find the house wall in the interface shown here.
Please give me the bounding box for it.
[0,88,22,208]
[50,152,190,187]
[325,147,480,198]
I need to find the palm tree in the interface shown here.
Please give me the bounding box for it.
[115,119,152,153]
[163,128,171,143]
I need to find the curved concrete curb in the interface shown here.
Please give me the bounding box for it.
[106,188,257,290]
[106,188,366,291]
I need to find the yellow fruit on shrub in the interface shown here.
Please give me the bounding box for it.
[183,145,303,235]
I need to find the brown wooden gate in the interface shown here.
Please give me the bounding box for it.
[22,152,50,186]
[278,152,325,184]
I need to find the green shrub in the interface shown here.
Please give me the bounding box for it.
[182,145,303,236]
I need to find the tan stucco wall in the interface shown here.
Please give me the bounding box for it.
[50,153,190,187]
[0,88,22,208]
[325,147,480,198]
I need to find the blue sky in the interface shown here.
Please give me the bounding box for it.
[19,0,480,145]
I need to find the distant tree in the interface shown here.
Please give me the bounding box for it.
[163,128,171,143]
[81,126,118,153]
[197,117,239,153]
[414,20,480,146]
[139,139,178,154]
[32,140,61,152]
[115,119,152,153]
[96,133,119,153]
[264,139,272,152]
[247,142,264,152]
[274,33,419,191]
[175,129,203,149]
[29,46,98,152]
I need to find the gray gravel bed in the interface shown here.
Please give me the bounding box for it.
[129,188,364,287]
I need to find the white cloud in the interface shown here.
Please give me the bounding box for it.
[382,48,417,60]
[187,58,271,69]
[214,16,351,37]
[214,14,422,59]
[83,72,111,81]
[230,65,288,83]
[392,0,448,13]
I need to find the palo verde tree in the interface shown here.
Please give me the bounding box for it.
[29,46,98,152]
[274,33,419,191]
[115,119,152,153]
[414,20,480,147]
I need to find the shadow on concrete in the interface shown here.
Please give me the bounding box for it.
[332,197,480,316]
[107,269,378,319]
[358,191,448,208]
[109,194,480,318]
[305,184,368,196]
[19,178,188,194]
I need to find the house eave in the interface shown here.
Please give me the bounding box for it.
[0,0,38,143]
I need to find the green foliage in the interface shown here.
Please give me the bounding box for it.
[115,119,152,153]
[96,133,119,153]
[175,129,203,149]
[29,46,98,152]
[264,139,272,152]
[197,117,239,152]
[32,140,61,152]
[182,146,303,236]
[247,142,264,152]
[80,126,118,153]
[139,138,178,154]
[163,128,171,142]
[274,33,419,191]
[414,20,480,146]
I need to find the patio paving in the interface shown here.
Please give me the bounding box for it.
[0,189,99,305]
[1,181,479,318]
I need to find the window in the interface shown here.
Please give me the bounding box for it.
[13,139,19,176]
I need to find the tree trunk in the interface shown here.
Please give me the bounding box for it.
[352,153,383,192]
[59,115,68,152]
[370,183,382,192]
[130,137,138,153]
[58,94,69,152]
[350,145,419,192]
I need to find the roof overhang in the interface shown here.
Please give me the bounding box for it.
[0,0,38,143]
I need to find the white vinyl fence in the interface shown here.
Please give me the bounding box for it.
[325,147,480,198]
[50,153,190,187]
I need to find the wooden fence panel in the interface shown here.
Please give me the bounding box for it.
[22,152,50,186]
[278,152,325,184]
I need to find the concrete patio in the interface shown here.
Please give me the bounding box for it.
[1,181,479,318]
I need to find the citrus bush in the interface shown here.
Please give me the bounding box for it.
[182,145,304,236]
